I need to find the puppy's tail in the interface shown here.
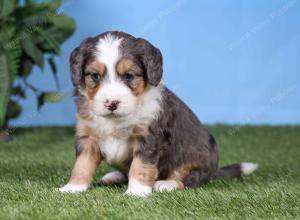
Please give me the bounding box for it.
[215,162,258,179]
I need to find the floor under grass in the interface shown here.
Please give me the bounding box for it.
[0,125,299,220]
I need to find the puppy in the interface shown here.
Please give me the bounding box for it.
[57,31,258,197]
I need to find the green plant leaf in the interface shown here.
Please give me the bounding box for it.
[22,11,76,55]
[12,85,26,99]
[51,15,76,34]
[37,91,64,111]
[0,25,16,46]
[0,54,10,125]
[44,91,64,103]
[48,15,76,43]
[19,58,33,77]
[0,26,21,126]
[48,0,61,11]
[36,28,60,54]
[37,92,45,110]
[5,99,22,119]
[48,57,57,75]
[0,0,16,19]
[15,4,54,27]
[25,0,34,4]
[21,37,44,69]
[48,57,59,88]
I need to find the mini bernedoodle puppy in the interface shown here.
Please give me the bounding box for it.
[57,31,258,197]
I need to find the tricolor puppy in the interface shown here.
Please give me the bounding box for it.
[57,31,258,197]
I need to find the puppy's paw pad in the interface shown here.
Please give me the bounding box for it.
[153,180,178,192]
[100,171,127,185]
[56,184,89,193]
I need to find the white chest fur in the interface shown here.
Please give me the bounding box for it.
[78,84,164,167]
[100,136,132,166]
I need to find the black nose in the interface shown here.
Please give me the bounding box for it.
[105,100,120,111]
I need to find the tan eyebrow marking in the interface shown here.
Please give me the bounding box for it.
[116,58,142,76]
[85,60,106,76]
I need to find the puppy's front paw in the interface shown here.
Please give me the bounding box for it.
[56,183,89,193]
[125,187,152,197]
[125,178,152,197]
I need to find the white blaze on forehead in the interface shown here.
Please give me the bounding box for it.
[95,33,122,82]
[92,33,137,117]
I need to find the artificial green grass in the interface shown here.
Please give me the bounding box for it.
[0,125,299,220]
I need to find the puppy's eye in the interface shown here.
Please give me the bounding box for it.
[90,73,101,82]
[123,73,134,81]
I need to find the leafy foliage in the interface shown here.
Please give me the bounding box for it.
[0,25,21,125]
[0,0,76,127]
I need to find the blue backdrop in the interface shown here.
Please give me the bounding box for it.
[12,0,300,126]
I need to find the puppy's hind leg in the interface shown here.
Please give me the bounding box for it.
[100,171,127,185]
[154,161,204,192]
[153,179,184,192]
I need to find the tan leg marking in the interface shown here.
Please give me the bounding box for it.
[69,137,101,185]
[125,157,158,197]
[57,134,101,193]
[129,156,158,186]
[170,161,200,183]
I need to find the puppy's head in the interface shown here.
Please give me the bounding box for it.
[70,31,163,118]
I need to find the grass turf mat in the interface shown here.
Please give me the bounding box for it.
[0,125,299,219]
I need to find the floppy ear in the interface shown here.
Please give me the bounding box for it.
[70,46,83,87]
[137,38,163,86]
[70,37,93,87]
